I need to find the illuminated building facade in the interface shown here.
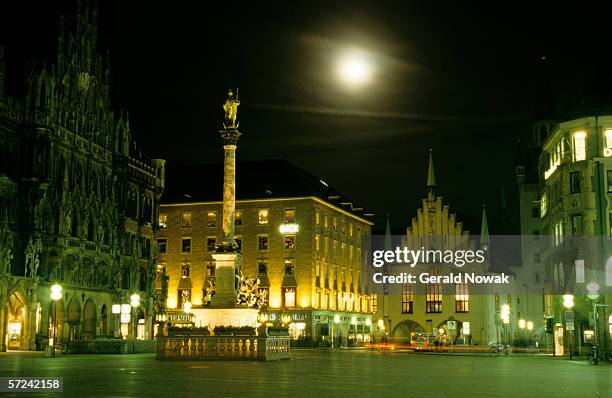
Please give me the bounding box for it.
[158,160,374,346]
[535,115,612,354]
[0,1,165,351]
[375,151,515,346]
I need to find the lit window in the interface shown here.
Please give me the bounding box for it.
[235,211,242,227]
[284,235,296,250]
[349,223,353,237]
[178,289,191,306]
[181,238,191,253]
[371,294,377,312]
[157,238,167,254]
[573,131,586,161]
[181,213,192,228]
[284,209,296,223]
[455,283,469,313]
[426,276,442,313]
[540,192,547,218]
[283,287,296,307]
[207,211,216,227]
[258,235,268,250]
[315,234,320,251]
[206,264,215,277]
[258,209,269,225]
[181,264,190,278]
[315,210,320,225]
[207,237,217,252]
[402,284,414,313]
[324,215,329,228]
[159,214,167,229]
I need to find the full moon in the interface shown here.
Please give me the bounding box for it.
[336,53,372,87]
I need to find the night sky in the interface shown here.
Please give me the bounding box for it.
[3,1,612,232]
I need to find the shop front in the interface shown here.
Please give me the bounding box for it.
[260,309,372,347]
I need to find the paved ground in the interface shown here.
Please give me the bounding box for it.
[0,349,610,397]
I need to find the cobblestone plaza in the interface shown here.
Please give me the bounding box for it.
[1,350,610,397]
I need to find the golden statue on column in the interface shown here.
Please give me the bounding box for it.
[222,89,240,129]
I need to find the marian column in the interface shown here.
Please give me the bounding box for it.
[210,89,241,307]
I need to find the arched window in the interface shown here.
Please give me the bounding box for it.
[122,268,131,290]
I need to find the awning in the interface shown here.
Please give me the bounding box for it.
[178,277,192,290]
[281,272,297,287]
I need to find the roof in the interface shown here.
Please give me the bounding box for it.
[162,159,374,221]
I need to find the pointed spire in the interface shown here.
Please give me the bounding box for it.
[480,205,490,249]
[427,149,436,201]
[384,213,392,251]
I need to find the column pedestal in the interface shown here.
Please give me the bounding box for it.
[209,252,239,308]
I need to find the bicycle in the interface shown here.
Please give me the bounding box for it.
[587,346,599,365]
[489,344,511,356]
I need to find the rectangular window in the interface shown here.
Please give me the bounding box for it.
[206,211,217,227]
[258,260,268,275]
[181,213,192,228]
[575,259,585,283]
[402,284,414,313]
[284,235,296,250]
[234,211,242,227]
[207,237,217,252]
[178,289,191,307]
[315,210,320,225]
[315,234,320,251]
[284,208,296,223]
[206,264,215,277]
[258,235,268,250]
[455,283,469,313]
[258,209,269,225]
[159,214,167,229]
[333,217,337,231]
[349,223,354,237]
[324,215,329,228]
[235,236,242,252]
[283,287,296,307]
[570,171,581,193]
[157,238,167,254]
[371,294,378,312]
[532,207,539,218]
[534,253,540,263]
[573,131,586,161]
[607,171,612,193]
[181,263,190,278]
[540,192,547,218]
[426,279,442,313]
[181,238,191,253]
[571,214,583,235]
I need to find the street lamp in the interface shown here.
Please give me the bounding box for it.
[130,293,140,354]
[501,304,510,345]
[563,294,574,359]
[49,284,62,357]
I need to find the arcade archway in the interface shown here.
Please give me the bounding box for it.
[6,290,28,350]
[392,320,425,346]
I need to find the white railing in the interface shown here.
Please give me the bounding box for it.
[156,336,290,361]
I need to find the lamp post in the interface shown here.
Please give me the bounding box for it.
[49,284,62,358]
[501,304,510,345]
[563,294,574,359]
[130,293,140,354]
